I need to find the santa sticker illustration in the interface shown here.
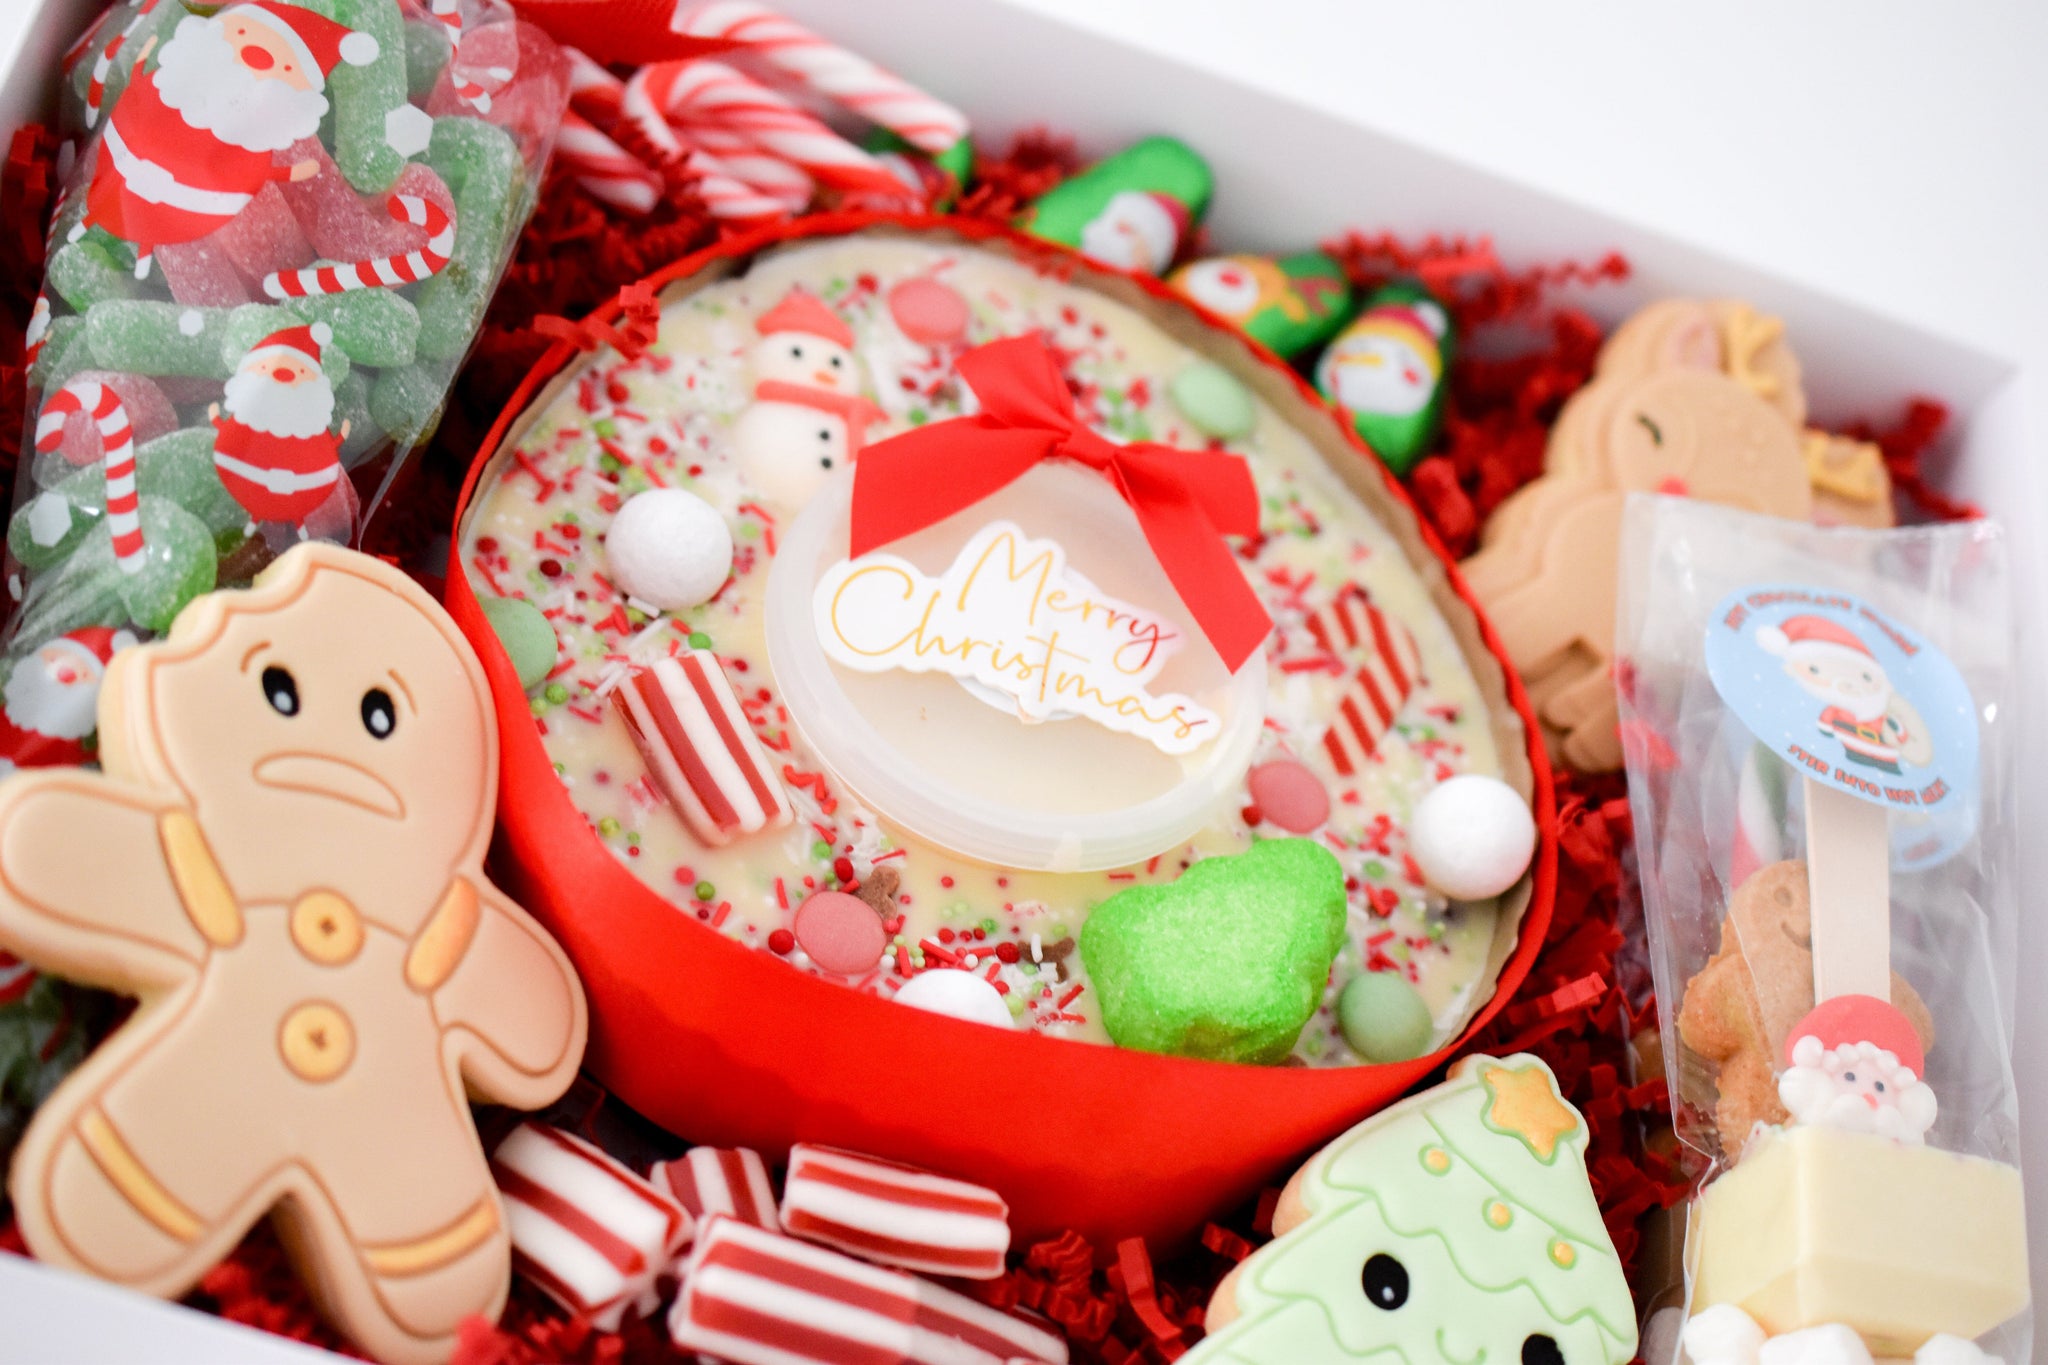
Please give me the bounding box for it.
[729,288,885,514]
[1705,584,1979,865]
[71,1,380,278]
[0,627,138,772]
[208,322,349,533]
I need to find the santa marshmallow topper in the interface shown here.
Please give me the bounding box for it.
[0,627,139,773]
[210,322,350,531]
[1759,613,1929,775]
[730,288,885,514]
[76,1,379,275]
[1777,994,1938,1144]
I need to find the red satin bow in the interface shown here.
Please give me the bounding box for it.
[849,336,1273,672]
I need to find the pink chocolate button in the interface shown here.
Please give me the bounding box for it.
[888,276,970,345]
[793,891,889,975]
[1247,760,1331,834]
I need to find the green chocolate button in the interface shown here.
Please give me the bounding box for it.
[1338,969,1434,1064]
[1170,363,1257,440]
[481,594,556,693]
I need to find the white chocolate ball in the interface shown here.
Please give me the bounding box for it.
[1409,774,1537,902]
[603,488,733,612]
[892,968,1016,1030]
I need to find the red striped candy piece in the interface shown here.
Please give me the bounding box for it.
[780,1144,1010,1280]
[1305,585,1424,776]
[652,1146,780,1232]
[491,1123,694,1331]
[35,378,143,574]
[668,1215,1067,1365]
[260,194,456,301]
[614,651,793,846]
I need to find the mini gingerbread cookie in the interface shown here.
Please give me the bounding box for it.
[1675,860,1931,1154]
[0,544,587,1365]
[1187,1054,1635,1364]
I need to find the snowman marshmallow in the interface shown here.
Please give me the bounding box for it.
[1316,297,1450,420]
[729,288,885,514]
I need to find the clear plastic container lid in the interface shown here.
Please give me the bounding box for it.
[765,463,1266,872]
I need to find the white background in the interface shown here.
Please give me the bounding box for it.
[1,0,2046,1357]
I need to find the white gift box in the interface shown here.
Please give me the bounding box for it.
[1,0,2042,1358]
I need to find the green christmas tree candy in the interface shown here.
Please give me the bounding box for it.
[1315,281,1454,476]
[1188,1054,1637,1365]
[1020,136,1212,276]
[1169,251,1355,359]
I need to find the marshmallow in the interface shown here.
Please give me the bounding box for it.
[892,968,1014,1029]
[1684,1304,1768,1365]
[1758,1325,1875,1365]
[604,488,735,611]
[1410,773,1538,901]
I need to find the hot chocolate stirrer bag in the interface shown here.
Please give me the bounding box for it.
[1614,495,2030,1364]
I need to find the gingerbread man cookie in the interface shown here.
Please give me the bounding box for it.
[1676,860,1930,1156]
[0,544,586,1365]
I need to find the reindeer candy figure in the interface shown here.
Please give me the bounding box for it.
[0,544,586,1365]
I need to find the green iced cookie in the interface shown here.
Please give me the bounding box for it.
[1079,838,1346,1064]
[481,594,557,692]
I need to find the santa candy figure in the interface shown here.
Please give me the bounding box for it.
[209,322,350,531]
[1078,190,1187,275]
[1777,995,1939,1145]
[74,0,379,277]
[0,627,138,773]
[1760,614,1932,776]
[729,289,884,513]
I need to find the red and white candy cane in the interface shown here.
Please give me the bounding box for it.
[674,2,969,156]
[35,379,143,574]
[558,112,663,216]
[652,1147,779,1231]
[82,0,161,130]
[426,0,511,114]
[261,194,455,300]
[1305,585,1424,777]
[565,47,629,129]
[627,59,898,196]
[668,1215,1069,1365]
[492,1123,695,1332]
[23,294,51,373]
[779,1144,1011,1280]
[672,119,813,212]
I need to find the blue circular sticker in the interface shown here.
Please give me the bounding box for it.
[1706,585,1978,845]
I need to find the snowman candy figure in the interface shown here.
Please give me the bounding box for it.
[1315,282,1455,476]
[729,289,886,514]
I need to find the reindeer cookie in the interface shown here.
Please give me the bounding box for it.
[0,544,586,1365]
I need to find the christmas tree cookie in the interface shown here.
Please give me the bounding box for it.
[1188,1055,1636,1364]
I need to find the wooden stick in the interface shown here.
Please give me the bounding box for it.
[1803,781,1890,1001]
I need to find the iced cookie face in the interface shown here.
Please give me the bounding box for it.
[458,235,1525,1067]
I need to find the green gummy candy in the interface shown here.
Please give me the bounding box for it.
[28,316,90,394]
[335,371,382,465]
[129,427,245,533]
[293,289,420,368]
[47,239,142,311]
[322,0,410,193]
[1021,136,1212,268]
[13,521,129,645]
[218,305,352,385]
[1314,280,1454,477]
[9,489,93,570]
[369,361,446,442]
[1169,363,1256,440]
[86,300,234,378]
[404,20,453,102]
[417,117,526,363]
[480,595,557,692]
[1337,970,1434,1064]
[117,497,219,633]
[1079,838,1346,1064]
[1168,250,1355,359]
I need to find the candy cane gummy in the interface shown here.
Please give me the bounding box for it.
[673,2,970,156]
[34,380,143,574]
[556,112,663,216]
[261,195,456,300]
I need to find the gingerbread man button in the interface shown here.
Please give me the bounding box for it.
[0,544,587,1365]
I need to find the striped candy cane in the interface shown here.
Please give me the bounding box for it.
[261,194,455,300]
[565,46,629,128]
[24,294,51,372]
[673,2,969,156]
[671,119,812,211]
[678,141,791,225]
[1305,585,1424,777]
[83,0,161,130]
[558,112,663,216]
[427,0,511,114]
[36,380,143,574]
[627,59,897,195]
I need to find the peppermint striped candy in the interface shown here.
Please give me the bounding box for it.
[35,379,143,574]
[615,651,792,846]
[492,1123,694,1331]
[261,194,455,300]
[1306,584,1423,776]
[668,1215,1067,1365]
[671,119,814,213]
[653,1147,780,1231]
[558,111,663,216]
[780,1145,1009,1280]
[673,2,970,156]
[625,59,898,196]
